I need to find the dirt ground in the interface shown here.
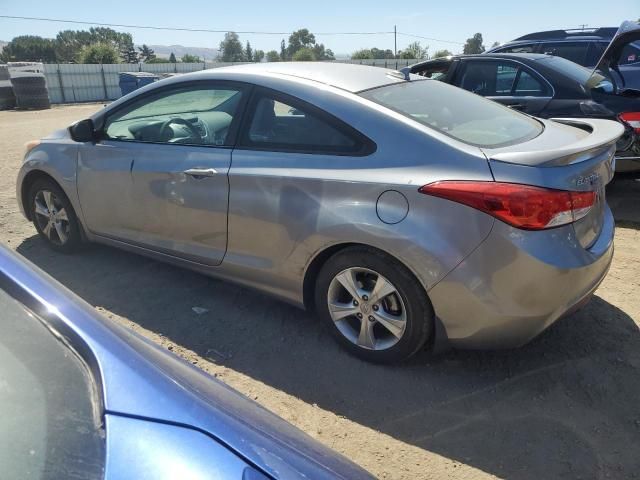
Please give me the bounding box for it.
[1,104,639,480]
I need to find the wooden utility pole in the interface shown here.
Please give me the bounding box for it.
[394,25,397,58]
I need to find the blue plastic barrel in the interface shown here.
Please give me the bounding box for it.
[118,72,159,96]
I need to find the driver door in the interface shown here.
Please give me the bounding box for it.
[77,82,247,266]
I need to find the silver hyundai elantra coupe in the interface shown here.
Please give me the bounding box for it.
[16,63,622,363]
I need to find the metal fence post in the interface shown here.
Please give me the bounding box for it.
[56,64,66,103]
[100,64,108,100]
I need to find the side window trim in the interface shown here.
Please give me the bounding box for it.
[236,86,376,157]
[99,80,252,149]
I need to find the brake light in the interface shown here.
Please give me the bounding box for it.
[618,112,640,134]
[419,181,596,230]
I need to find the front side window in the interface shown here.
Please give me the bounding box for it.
[360,79,543,148]
[104,84,244,146]
[241,91,366,154]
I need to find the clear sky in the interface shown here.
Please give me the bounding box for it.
[0,0,637,56]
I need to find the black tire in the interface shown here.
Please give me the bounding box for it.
[315,246,434,363]
[28,178,82,253]
[16,97,51,110]
[10,75,46,86]
[12,85,48,96]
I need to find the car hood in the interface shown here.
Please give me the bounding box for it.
[0,247,373,480]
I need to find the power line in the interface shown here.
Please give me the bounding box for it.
[396,32,465,45]
[0,15,392,36]
[0,14,466,45]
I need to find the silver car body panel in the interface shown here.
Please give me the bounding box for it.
[16,63,622,348]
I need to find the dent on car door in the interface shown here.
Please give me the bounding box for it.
[78,82,248,266]
[226,88,374,298]
[456,59,552,115]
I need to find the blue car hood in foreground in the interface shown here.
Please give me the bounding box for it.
[0,246,373,480]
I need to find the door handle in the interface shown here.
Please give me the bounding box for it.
[183,167,218,178]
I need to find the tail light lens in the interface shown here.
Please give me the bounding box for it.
[618,112,640,134]
[419,181,596,230]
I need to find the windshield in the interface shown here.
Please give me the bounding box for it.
[0,287,104,480]
[360,79,543,148]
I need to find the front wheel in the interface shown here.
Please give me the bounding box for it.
[315,247,434,363]
[28,178,82,253]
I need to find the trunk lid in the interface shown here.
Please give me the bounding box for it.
[482,118,623,248]
[590,20,640,93]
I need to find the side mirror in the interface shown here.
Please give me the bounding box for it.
[69,119,96,143]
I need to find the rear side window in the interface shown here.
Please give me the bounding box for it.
[539,41,588,65]
[514,70,546,95]
[360,79,543,148]
[240,90,372,155]
[457,60,549,97]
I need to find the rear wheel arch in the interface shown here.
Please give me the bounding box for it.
[302,242,430,312]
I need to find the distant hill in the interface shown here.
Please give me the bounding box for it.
[144,44,219,61]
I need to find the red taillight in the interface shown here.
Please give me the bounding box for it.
[419,181,596,230]
[618,112,640,134]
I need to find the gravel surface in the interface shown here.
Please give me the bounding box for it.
[1,104,639,480]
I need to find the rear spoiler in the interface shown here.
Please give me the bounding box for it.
[487,118,623,167]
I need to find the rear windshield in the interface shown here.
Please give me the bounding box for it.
[360,79,543,148]
[536,55,593,84]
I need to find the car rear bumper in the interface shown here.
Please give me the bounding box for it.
[428,207,615,349]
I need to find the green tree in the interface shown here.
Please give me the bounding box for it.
[245,41,253,62]
[292,47,315,61]
[169,52,177,63]
[287,28,315,59]
[432,49,452,58]
[219,32,245,62]
[351,47,395,60]
[463,33,485,54]
[138,44,156,62]
[399,41,428,59]
[352,49,374,60]
[119,36,138,63]
[1,35,57,62]
[266,50,280,62]
[145,57,171,63]
[313,44,334,60]
[254,49,265,62]
[55,30,89,62]
[54,27,133,63]
[181,53,201,63]
[77,42,120,64]
[280,39,286,60]
[491,41,500,48]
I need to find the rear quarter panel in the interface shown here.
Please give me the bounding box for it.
[225,82,496,305]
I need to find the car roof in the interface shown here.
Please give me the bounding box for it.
[183,61,409,93]
[512,27,618,42]
[411,52,551,68]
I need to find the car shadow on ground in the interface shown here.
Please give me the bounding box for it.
[16,235,640,480]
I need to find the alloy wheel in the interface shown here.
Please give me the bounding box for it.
[327,267,407,350]
[33,190,70,246]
